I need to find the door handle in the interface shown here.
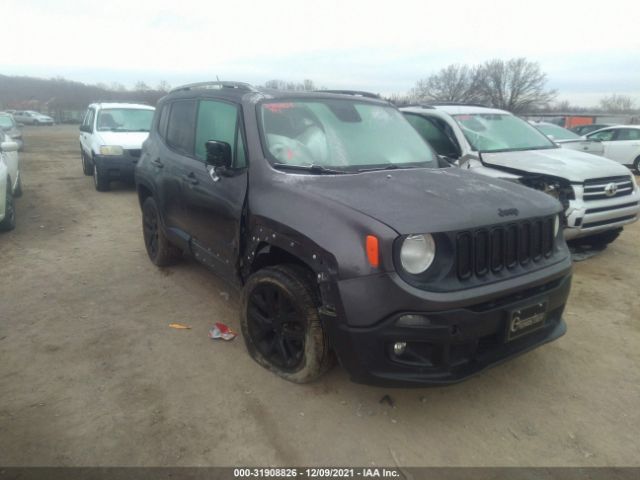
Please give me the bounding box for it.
[182,172,199,185]
[151,158,164,168]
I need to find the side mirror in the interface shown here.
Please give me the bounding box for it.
[0,141,19,153]
[205,140,232,169]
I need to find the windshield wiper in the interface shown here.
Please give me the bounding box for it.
[272,163,348,175]
[357,164,399,173]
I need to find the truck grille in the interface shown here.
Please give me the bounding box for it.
[456,217,555,280]
[583,176,633,201]
[127,149,142,158]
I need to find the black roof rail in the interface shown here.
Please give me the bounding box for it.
[315,89,381,99]
[169,81,258,93]
[401,104,435,109]
[426,102,491,108]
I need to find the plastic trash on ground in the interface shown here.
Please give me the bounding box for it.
[209,322,237,341]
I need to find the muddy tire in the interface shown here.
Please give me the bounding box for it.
[241,264,334,383]
[81,151,93,176]
[93,161,110,191]
[141,196,181,266]
[0,182,16,232]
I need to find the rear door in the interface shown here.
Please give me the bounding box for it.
[156,99,198,237]
[587,128,621,163]
[180,98,249,280]
[604,128,640,165]
[79,108,95,156]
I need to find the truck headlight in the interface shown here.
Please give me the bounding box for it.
[100,145,124,156]
[400,234,436,274]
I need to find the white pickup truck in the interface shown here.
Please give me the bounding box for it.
[402,104,640,247]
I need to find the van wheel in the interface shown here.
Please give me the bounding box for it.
[81,151,93,176]
[93,161,109,191]
[634,156,640,174]
[241,265,334,383]
[141,196,181,266]
[569,228,622,249]
[14,175,23,197]
[0,183,16,231]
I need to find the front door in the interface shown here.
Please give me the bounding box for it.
[604,128,640,165]
[180,99,248,281]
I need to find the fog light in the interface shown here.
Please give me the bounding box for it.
[395,314,432,328]
[393,342,407,355]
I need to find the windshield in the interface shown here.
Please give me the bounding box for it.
[453,113,556,152]
[259,100,437,171]
[97,108,154,132]
[0,116,15,129]
[536,123,581,140]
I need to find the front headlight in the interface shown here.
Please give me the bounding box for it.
[554,215,560,237]
[400,234,436,274]
[100,145,124,156]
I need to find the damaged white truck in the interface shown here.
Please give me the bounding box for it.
[402,105,640,247]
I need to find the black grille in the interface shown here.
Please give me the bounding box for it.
[456,218,555,280]
[127,149,142,158]
[583,176,633,201]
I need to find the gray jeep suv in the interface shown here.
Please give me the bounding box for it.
[135,82,572,386]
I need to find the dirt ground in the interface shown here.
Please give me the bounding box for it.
[0,125,639,467]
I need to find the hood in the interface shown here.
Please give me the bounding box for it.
[96,131,150,149]
[279,167,560,234]
[481,147,629,183]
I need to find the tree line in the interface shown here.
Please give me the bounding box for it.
[1,59,637,122]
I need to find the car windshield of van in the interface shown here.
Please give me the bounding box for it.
[259,100,438,172]
[453,113,557,152]
[535,123,581,141]
[0,116,16,129]
[97,108,154,132]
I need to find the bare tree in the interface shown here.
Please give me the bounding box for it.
[411,64,483,103]
[263,79,318,91]
[599,94,635,112]
[156,80,171,92]
[477,58,556,113]
[134,81,151,92]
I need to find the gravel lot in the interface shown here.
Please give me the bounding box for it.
[0,125,639,467]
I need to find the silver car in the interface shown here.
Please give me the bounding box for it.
[12,110,54,126]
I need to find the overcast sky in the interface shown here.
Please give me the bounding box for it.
[3,0,639,106]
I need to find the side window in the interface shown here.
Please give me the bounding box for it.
[404,114,460,158]
[157,104,170,139]
[589,129,615,141]
[195,100,246,167]
[617,129,640,141]
[166,100,197,155]
[82,109,95,131]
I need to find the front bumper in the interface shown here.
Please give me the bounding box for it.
[325,260,572,387]
[564,183,640,240]
[93,153,139,181]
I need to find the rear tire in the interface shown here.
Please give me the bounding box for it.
[141,196,181,266]
[13,175,23,198]
[241,264,334,383]
[93,161,110,191]
[0,182,16,232]
[634,156,640,174]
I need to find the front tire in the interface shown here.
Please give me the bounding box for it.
[81,151,93,176]
[634,156,640,174]
[141,196,181,266]
[241,265,334,383]
[93,160,110,191]
[0,183,16,232]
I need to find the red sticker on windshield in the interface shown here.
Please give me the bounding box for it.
[264,103,295,112]
[456,115,472,120]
